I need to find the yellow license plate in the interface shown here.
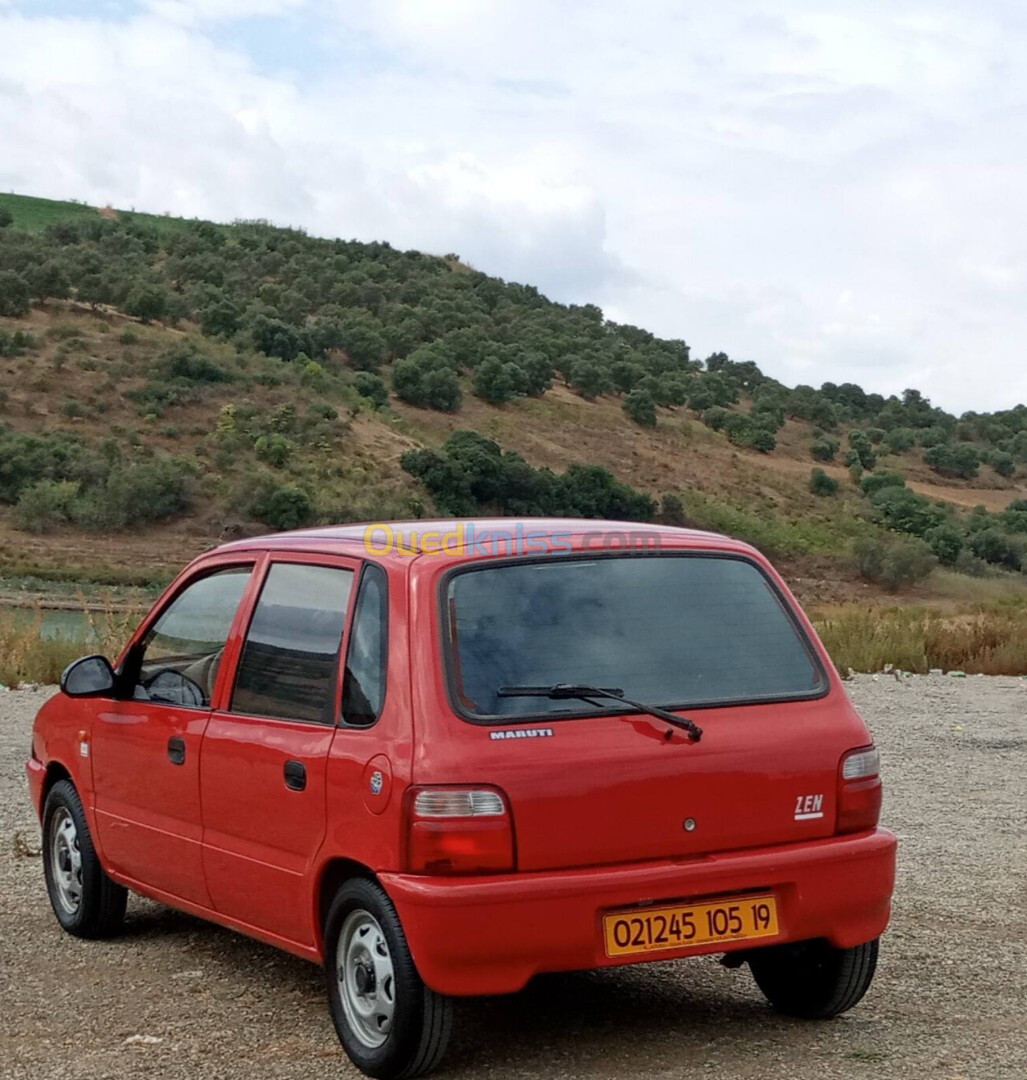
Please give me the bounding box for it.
[603,894,779,957]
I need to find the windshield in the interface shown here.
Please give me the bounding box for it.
[444,554,826,719]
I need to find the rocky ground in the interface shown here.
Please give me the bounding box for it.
[1,676,1025,1079]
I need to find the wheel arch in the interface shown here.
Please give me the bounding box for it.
[314,856,380,957]
[42,760,73,804]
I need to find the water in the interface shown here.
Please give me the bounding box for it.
[5,607,133,643]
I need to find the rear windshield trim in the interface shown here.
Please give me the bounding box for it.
[438,550,831,725]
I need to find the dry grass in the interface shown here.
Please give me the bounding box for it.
[814,604,1027,675]
[0,597,138,687]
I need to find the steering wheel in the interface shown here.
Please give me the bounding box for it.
[142,668,206,708]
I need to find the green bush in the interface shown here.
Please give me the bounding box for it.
[810,436,839,462]
[352,371,389,409]
[869,485,945,537]
[923,442,980,480]
[12,480,79,533]
[860,470,905,497]
[882,427,915,453]
[74,458,194,530]
[853,535,936,592]
[251,483,315,531]
[809,468,838,496]
[923,523,964,565]
[968,528,1022,570]
[623,388,657,427]
[0,270,31,316]
[992,451,1015,478]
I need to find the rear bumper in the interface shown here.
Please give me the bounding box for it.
[382,827,897,996]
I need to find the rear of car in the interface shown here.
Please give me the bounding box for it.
[386,529,896,998]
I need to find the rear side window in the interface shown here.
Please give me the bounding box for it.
[231,562,353,723]
[342,564,388,727]
[444,554,826,718]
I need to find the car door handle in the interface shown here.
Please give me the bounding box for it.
[167,736,186,766]
[284,760,307,791]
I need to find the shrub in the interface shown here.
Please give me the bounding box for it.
[882,427,915,453]
[924,523,964,565]
[12,480,79,533]
[125,284,168,323]
[162,343,230,383]
[853,535,936,592]
[992,451,1015,478]
[473,358,528,405]
[869,485,945,537]
[623,388,657,428]
[809,468,838,496]
[860,470,905,497]
[846,430,877,470]
[253,433,294,468]
[968,528,1022,570]
[74,458,193,530]
[865,427,886,445]
[352,372,389,409]
[702,406,730,431]
[0,270,31,316]
[251,483,315,531]
[923,442,980,480]
[810,436,839,462]
[392,348,462,411]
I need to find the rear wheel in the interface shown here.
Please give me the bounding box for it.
[749,938,879,1019]
[42,779,127,938]
[325,878,452,1079]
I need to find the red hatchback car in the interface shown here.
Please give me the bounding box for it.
[27,519,896,1078]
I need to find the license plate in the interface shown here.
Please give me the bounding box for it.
[603,893,779,957]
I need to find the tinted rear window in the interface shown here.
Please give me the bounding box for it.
[444,555,825,718]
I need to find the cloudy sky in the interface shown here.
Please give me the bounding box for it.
[1,1,1025,412]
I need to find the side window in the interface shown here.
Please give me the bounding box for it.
[231,562,353,724]
[135,567,252,708]
[342,565,388,727]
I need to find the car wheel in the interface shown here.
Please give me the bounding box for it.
[749,937,879,1019]
[42,779,127,939]
[325,878,452,1080]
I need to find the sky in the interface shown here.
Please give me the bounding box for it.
[1,0,1025,414]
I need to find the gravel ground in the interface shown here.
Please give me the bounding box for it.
[2,675,1026,1079]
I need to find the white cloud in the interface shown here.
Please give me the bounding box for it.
[2,0,1027,411]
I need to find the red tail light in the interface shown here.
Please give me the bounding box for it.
[837,746,882,834]
[406,786,515,875]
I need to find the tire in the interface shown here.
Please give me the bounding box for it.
[749,937,879,1019]
[42,779,127,939]
[324,878,452,1080]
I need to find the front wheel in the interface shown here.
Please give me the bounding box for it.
[325,878,452,1080]
[749,937,879,1019]
[42,779,127,938]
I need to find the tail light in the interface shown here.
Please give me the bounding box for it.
[406,786,515,875]
[836,745,882,834]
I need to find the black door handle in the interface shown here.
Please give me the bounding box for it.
[167,736,186,765]
[284,760,307,791]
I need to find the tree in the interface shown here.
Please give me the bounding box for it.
[992,451,1015,478]
[869,485,944,537]
[0,207,13,228]
[969,528,1022,570]
[473,358,526,405]
[809,468,838,496]
[623,388,657,428]
[882,427,915,453]
[352,372,389,409]
[923,443,980,480]
[810,436,840,462]
[853,536,936,592]
[0,271,31,316]
[27,261,71,301]
[847,430,877,470]
[252,483,315,531]
[125,284,168,323]
[568,358,614,400]
[924,524,963,565]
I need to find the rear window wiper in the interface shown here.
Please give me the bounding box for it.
[497,684,703,743]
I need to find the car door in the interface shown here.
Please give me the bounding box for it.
[199,554,357,946]
[91,560,258,905]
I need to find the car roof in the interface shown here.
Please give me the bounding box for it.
[213,517,760,567]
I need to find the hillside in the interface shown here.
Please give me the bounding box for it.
[3,191,1027,613]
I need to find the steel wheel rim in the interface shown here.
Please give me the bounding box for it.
[50,807,83,916]
[336,909,396,1049]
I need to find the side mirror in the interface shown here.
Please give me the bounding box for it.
[60,655,117,698]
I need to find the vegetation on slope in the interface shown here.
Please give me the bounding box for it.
[3,192,1027,601]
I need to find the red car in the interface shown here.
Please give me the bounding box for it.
[27,519,896,1079]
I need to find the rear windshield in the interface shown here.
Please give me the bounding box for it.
[444,554,826,719]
